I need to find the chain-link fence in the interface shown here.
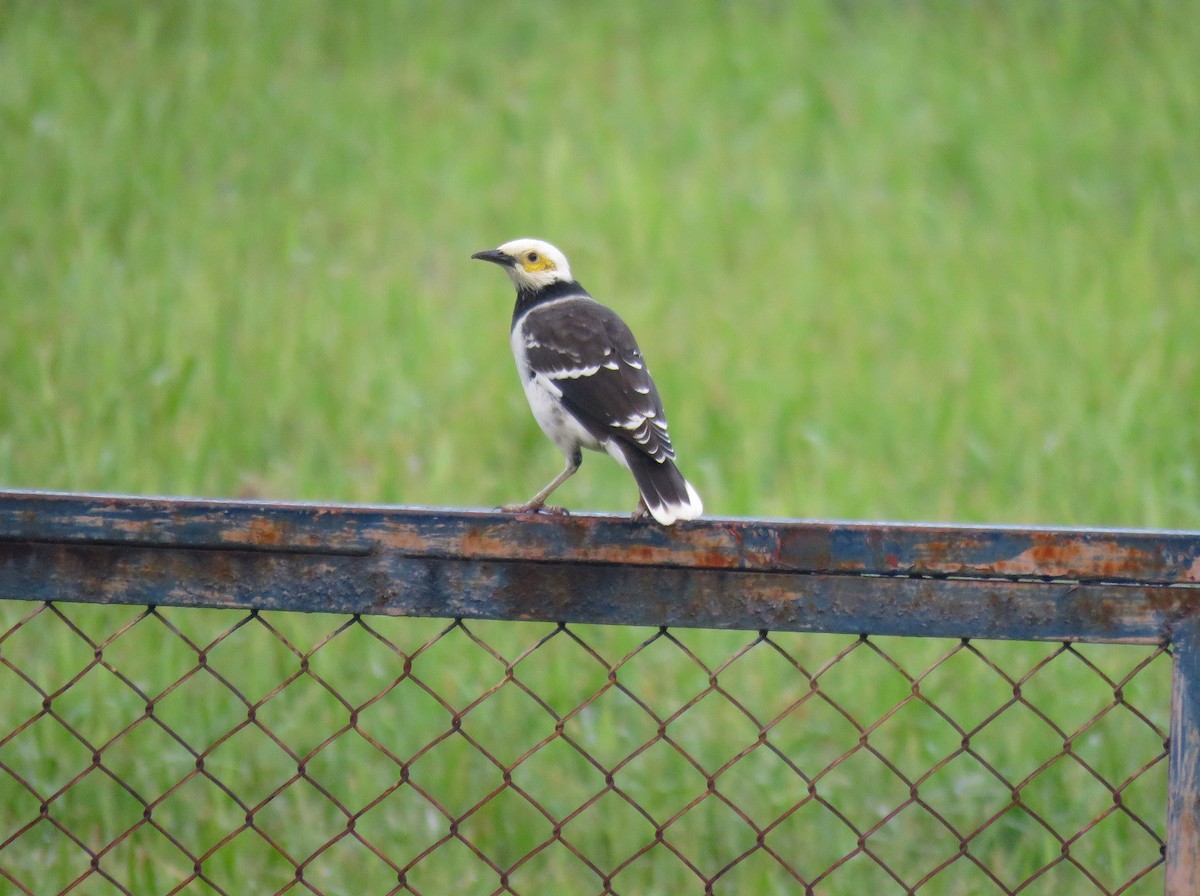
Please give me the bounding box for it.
[0,601,1170,894]
[1,493,1197,895]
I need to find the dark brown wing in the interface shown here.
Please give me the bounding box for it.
[521,299,675,463]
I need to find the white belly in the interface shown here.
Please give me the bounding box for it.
[512,324,604,457]
[521,372,604,455]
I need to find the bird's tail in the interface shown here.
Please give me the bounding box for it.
[619,448,703,526]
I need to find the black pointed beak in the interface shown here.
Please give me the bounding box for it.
[471,248,515,267]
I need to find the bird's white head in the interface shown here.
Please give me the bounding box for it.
[471,238,574,292]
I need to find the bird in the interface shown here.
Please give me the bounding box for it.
[471,238,703,526]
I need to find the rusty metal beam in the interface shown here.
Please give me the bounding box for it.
[0,490,1197,644]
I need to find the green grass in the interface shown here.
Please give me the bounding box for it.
[0,0,1197,893]
[2,0,1196,526]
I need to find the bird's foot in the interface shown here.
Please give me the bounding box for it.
[500,501,570,516]
[631,498,652,523]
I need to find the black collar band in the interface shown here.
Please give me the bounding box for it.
[512,279,591,327]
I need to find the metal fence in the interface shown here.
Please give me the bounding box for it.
[1,491,1198,895]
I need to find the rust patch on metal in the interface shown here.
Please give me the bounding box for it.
[458,525,529,560]
[687,547,742,570]
[241,517,285,547]
[610,544,664,565]
[387,516,753,571]
[916,538,984,575]
[996,536,1155,580]
[1076,593,1121,632]
[369,521,434,554]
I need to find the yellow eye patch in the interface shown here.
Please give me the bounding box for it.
[521,252,556,273]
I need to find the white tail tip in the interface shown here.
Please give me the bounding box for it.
[646,480,703,526]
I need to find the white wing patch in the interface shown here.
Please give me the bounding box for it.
[545,364,602,379]
[610,413,670,461]
[611,410,658,429]
[527,332,616,378]
[532,372,563,398]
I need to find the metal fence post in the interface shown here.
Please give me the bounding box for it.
[1169,619,1200,894]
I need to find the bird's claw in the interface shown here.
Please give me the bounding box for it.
[500,502,570,517]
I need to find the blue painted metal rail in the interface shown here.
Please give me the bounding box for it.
[1,489,1199,891]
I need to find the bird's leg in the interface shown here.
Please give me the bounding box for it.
[631,496,651,523]
[502,449,582,516]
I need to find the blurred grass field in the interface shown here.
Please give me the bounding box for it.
[2,0,1196,526]
[1,0,1197,893]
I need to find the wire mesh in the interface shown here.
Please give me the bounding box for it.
[0,599,1170,895]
